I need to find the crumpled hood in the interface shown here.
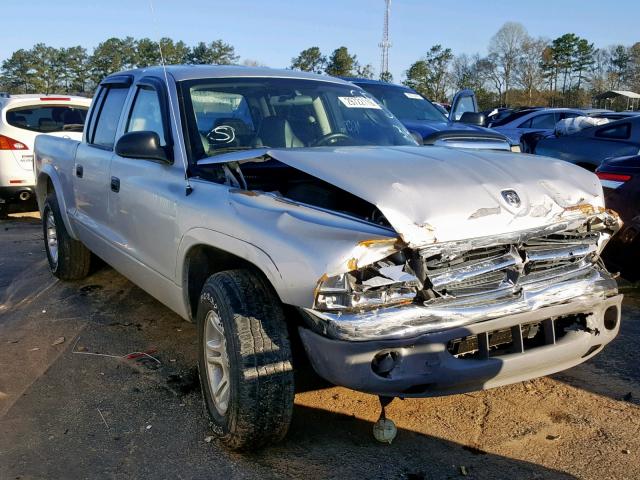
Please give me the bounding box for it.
[268,146,604,247]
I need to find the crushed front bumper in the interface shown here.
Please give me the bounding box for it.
[298,294,622,397]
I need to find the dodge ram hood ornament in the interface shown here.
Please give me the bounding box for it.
[501,189,521,208]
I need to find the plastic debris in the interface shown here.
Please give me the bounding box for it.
[29,347,40,351]
[460,465,468,476]
[146,424,152,430]
[52,336,65,346]
[204,436,214,443]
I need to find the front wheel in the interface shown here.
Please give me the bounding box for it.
[197,269,295,450]
[42,193,91,280]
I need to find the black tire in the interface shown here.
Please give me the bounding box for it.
[42,193,91,281]
[0,204,8,219]
[196,269,295,450]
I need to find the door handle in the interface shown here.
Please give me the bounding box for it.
[110,176,120,193]
[76,165,83,178]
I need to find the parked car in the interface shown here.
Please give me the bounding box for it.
[35,65,622,450]
[490,107,584,145]
[343,78,516,151]
[534,115,640,171]
[0,93,91,217]
[596,155,640,280]
[589,111,640,121]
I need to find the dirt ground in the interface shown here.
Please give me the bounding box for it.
[1,214,639,480]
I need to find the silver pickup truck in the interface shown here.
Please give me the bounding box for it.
[35,66,622,450]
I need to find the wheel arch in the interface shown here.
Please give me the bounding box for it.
[178,229,286,322]
[36,168,78,239]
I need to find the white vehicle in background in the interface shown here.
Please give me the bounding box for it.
[0,93,91,217]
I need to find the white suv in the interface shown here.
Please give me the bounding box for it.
[0,93,91,217]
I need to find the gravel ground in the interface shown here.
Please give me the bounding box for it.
[1,214,639,480]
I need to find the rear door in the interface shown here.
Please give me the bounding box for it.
[73,79,131,246]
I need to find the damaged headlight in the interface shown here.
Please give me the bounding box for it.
[315,256,422,311]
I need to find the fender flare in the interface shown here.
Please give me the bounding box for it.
[176,227,287,319]
[36,166,78,239]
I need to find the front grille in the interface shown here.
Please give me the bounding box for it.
[447,313,589,359]
[424,233,599,300]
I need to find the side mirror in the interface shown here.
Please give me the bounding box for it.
[115,131,171,163]
[409,130,424,144]
[458,111,486,127]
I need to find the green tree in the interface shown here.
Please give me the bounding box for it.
[189,40,238,65]
[60,46,89,93]
[325,47,357,76]
[1,49,35,93]
[609,44,630,89]
[379,71,393,82]
[158,38,190,64]
[355,63,375,79]
[89,37,136,85]
[135,38,161,67]
[403,45,452,101]
[30,43,64,94]
[290,47,326,73]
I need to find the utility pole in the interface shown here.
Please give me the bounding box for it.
[379,0,391,80]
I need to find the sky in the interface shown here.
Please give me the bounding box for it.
[3,0,640,80]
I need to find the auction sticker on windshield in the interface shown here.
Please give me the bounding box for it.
[404,92,423,100]
[338,96,382,109]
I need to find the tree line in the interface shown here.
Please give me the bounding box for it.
[2,23,640,110]
[289,23,640,110]
[0,37,239,95]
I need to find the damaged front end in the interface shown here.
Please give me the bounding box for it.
[306,208,622,341]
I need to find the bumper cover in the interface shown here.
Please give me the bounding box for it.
[299,294,622,397]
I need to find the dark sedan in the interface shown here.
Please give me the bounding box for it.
[534,115,640,171]
[596,155,640,280]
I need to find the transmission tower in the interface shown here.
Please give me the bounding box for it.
[379,0,391,79]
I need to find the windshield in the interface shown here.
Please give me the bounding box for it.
[6,105,88,133]
[355,83,448,123]
[180,77,417,160]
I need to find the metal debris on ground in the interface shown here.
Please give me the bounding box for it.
[70,336,161,367]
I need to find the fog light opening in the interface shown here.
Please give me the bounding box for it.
[372,350,401,378]
[604,306,618,331]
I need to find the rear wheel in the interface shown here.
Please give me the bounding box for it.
[0,204,7,219]
[43,193,91,280]
[196,269,295,450]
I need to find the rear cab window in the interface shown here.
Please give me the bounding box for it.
[6,105,88,133]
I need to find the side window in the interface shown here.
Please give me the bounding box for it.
[595,123,631,140]
[126,87,166,146]
[518,118,532,128]
[91,87,129,149]
[529,113,556,129]
[561,112,580,120]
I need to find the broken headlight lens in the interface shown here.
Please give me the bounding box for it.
[315,259,422,311]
